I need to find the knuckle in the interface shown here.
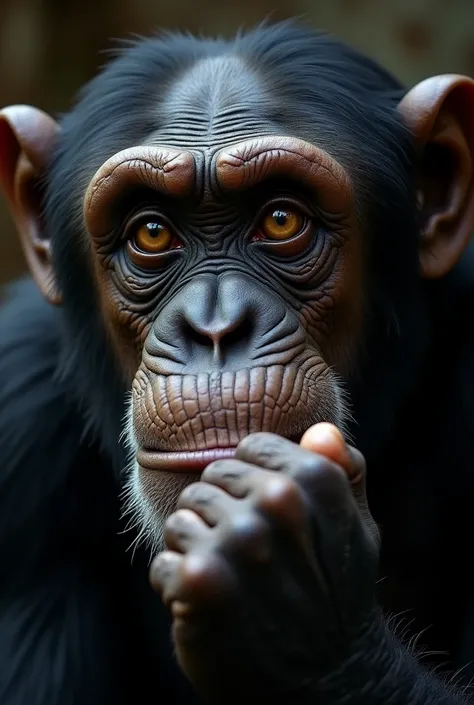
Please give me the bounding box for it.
[201,459,232,480]
[164,508,193,533]
[201,459,252,493]
[149,551,179,590]
[292,453,343,485]
[178,482,203,505]
[229,510,267,540]
[255,475,304,517]
[180,551,234,601]
[181,552,213,586]
[224,511,271,560]
[236,432,282,457]
[239,431,265,447]
[149,553,167,580]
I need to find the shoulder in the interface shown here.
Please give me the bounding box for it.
[0,277,61,379]
[0,278,83,546]
[0,277,68,432]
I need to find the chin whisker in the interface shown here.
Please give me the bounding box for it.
[119,396,165,561]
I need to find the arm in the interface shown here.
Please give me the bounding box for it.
[317,614,467,705]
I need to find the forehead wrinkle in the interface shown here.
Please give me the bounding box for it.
[146,54,279,150]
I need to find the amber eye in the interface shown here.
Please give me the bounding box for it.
[133,221,172,253]
[261,208,304,240]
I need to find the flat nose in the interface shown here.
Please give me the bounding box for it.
[149,272,294,373]
[179,274,253,363]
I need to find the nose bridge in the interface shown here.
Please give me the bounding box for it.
[215,273,256,333]
[181,274,218,331]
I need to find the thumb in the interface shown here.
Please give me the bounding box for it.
[300,423,380,550]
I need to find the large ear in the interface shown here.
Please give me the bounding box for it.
[0,105,61,304]
[398,75,474,279]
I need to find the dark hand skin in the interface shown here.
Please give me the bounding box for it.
[151,424,381,704]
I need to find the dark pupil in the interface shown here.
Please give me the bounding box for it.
[273,210,288,227]
[146,222,163,237]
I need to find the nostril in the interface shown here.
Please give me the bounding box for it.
[188,328,215,349]
[219,319,253,350]
[182,315,254,353]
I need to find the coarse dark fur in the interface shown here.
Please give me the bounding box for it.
[1,19,474,704]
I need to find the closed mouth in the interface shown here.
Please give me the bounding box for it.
[137,430,304,473]
[137,447,237,472]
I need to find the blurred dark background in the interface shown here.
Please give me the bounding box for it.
[1,0,474,286]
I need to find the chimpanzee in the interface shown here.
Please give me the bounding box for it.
[1,18,474,705]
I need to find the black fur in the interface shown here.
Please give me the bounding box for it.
[1,20,474,704]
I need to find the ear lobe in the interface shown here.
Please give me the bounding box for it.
[0,105,62,305]
[398,75,474,279]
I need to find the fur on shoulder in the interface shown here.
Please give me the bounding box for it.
[0,278,82,557]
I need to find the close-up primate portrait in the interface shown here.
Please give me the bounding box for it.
[1,1,474,703]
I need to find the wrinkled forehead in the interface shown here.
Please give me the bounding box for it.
[147,54,281,151]
[82,54,354,231]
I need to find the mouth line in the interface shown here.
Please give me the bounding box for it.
[137,431,304,473]
[137,447,237,472]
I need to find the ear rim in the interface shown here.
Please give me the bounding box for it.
[0,105,62,305]
[398,74,470,143]
[398,74,474,280]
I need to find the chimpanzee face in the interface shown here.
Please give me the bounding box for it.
[80,57,363,544]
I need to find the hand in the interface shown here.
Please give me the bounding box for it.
[150,424,381,704]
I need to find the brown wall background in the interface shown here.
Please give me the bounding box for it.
[1,0,474,286]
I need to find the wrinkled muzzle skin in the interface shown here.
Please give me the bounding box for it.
[133,361,343,452]
[132,272,347,453]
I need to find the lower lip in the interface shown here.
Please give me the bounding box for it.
[137,447,237,472]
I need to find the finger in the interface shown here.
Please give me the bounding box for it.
[235,432,348,502]
[149,550,183,606]
[300,425,367,506]
[235,432,296,471]
[202,457,308,535]
[300,423,362,481]
[164,508,211,553]
[177,481,240,526]
[201,458,263,497]
[150,550,236,611]
[300,424,380,550]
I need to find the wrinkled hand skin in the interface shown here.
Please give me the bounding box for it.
[150,424,382,704]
